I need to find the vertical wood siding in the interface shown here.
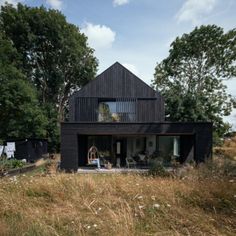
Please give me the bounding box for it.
[76,97,98,121]
[69,62,165,122]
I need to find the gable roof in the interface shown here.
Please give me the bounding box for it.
[74,62,159,98]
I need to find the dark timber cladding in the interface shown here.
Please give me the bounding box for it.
[61,122,212,171]
[69,62,165,122]
[5,139,48,162]
[61,62,213,171]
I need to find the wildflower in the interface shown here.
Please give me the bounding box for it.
[9,176,18,183]
[229,179,234,183]
[167,204,171,207]
[151,196,155,200]
[98,207,102,211]
[71,221,75,224]
[136,183,139,186]
[93,224,97,228]
[137,195,143,199]
[87,225,91,229]
[153,203,160,209]
[138,205,145,209]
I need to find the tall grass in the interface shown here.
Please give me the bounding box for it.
[0,158,235,236]
[214,136,236,161]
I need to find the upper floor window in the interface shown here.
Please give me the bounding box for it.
[98,98,136,122]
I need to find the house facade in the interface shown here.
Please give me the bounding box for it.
[61,62,212,171]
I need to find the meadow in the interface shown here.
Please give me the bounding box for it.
[0,140,235,236]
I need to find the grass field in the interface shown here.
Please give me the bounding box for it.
[0,155,235,236]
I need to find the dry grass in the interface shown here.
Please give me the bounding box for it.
[0,158,235,236]
[214,136,236,161]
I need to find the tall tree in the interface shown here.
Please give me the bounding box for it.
[0,33,48,139]
[0,79,48,139]
[153,25,236,142]
[0,31,23,81]
[0,3,98,122]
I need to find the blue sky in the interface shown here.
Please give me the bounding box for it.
[1,0,236,128]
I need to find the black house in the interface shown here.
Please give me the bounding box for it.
[61,62,212,171]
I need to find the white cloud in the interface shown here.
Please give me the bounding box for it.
[176,0,217,24]
[113,0,129,7]
[81,22,116,50]
[46,0,62,10]
[0,0,23,7]
[122,63,139,76]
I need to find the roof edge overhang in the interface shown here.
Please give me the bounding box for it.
[61,121,213,125]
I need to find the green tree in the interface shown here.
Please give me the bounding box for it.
[153,25,236,143]
[0,3,98,122]
[43,103,60,152]
[0,32,23,81]
[0,79,48,139]
[0,34,48,139]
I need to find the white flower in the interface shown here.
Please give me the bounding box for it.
[138,205,145,209]
[93,224,97,227]
[229,179,234,183]
[151,196,156,200]
[13,176,17,181]
[137,195,143,199]
[98,207,102,211]
[153,203,160,208]
[87,225,91,229]
[167,204,171,207]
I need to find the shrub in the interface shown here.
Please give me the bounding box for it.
[148,159,170,177]
[0,158,25,172]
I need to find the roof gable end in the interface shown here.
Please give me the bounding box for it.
[75,62,158,98]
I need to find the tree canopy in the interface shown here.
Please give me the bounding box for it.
[0,3,98,122]
[0,33,48,139]
[0,32,23,81]
[0,3,98,150]
[153,25,236,142]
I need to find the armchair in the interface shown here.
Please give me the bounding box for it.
[126,156,137,168]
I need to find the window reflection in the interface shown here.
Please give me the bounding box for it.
[98,100,136,122]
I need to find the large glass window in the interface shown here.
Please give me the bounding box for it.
[158,136,180,165]
[98,99,136,122]
[98,101,116,122]
[117,100,136,122]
